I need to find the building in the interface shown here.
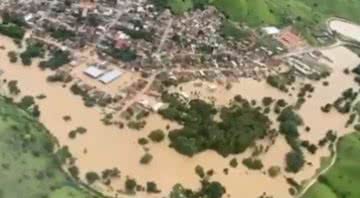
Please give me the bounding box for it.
[98,70,122,84]
[84,66,106,78]
[276,28,305,49]
[262,26,280,35]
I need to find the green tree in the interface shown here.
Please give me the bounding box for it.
[229,158,238,168]
[85,172,100,184]
[140,153,153,164]
[18,96,35,110]
[68,166,79,179]
[146,181,160,193]
[285,150,305,173]
[201,181,226,198]
[148,129,165,142]
[268,166,281,178]
[195,165,205,178]
[7,80,20,95]
[125,178,137,192]
[7,51,17,63]
[280,120,299,138]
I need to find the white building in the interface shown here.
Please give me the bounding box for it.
[84,66,106,78]
[262,26,280,35]
[98,70,122,84]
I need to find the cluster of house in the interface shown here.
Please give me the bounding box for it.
[1,0,337,85]
[287,51,330,76]
[0,0,285,76]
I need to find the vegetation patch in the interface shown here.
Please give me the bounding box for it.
[39,49,71,70]
[0,98,98,198]
[159,92,271,157]
[303,132,360,198]
[20,40,45,65]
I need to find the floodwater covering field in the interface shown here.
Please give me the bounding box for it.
[1,32,360,198]
[329,19,360,42]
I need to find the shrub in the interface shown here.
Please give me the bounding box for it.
[138,138,149,145]
[195,165,205,178]
[68,130,77,139]
[85,172,100,184]
[148,129,165,142]
[125,178,137,192]
[201,181,226,198]
[140,153,153,164]
[127,120,146,130]
[7,51,17,63]
[101,168,120,180]
[146,181,160,193]
[229,158,238,168]
[268,166,281,178]
[242,158,263,170]
[18,96,35,110]
[68,166,79,179]
[262,97,274,106]
[7,80,20,95]
[285,150,305,173]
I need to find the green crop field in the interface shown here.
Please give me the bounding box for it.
[303,132,360,198]
[0,98,97,198]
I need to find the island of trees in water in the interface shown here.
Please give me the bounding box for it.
[158,92,308,173]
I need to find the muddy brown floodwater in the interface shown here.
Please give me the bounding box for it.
[329,19,360,42]
[1,34,359,198]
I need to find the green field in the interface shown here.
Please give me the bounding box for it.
[0,98,98,198]
[303,132,360,198]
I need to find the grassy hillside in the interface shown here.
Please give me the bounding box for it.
[157,0,360,25]
[212,0,360,26]
[0,98,98,198]
[303,132,360,198]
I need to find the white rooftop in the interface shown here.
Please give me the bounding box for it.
[262,26,280,35]
[84,66,106,78]
[98,69,122,84]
